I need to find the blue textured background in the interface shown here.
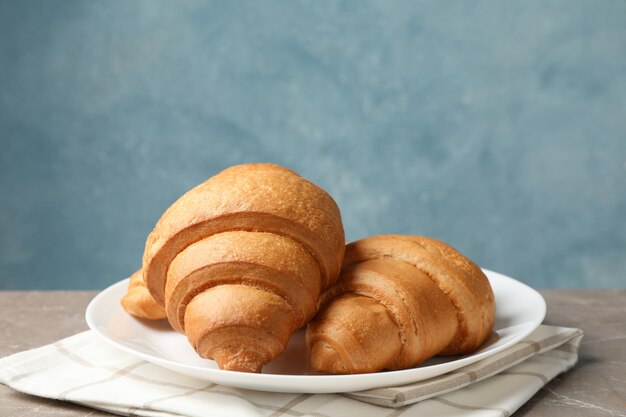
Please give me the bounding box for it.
[1,1,625,289]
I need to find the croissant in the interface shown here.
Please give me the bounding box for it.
[120,269,166,320]
[306,235,495,374]
[142,163,345,372]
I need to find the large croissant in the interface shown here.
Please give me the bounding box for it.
[141,163,345,372]
[306,235,495,374]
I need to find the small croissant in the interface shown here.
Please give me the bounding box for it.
[306,235,495,374]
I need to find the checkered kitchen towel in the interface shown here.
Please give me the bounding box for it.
[0,325,582,417]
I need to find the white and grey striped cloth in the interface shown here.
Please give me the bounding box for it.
[0,325,582,417]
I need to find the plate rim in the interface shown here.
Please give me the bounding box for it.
[85,268,546,393]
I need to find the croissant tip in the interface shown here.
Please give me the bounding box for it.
[212,348,267,373]
[309,340,349,374]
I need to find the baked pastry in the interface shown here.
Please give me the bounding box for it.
[306,235,495,374]
[142,163,345,372]
[120,269,166,320]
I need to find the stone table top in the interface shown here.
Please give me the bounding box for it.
[0,290,624,416]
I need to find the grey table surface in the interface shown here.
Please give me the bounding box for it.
[0,290,624,416]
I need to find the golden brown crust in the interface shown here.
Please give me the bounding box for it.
[120,269,167,320]
[342,235,495,354]
[165,230,320,334]
[306,235,495,374]
[141,163,345,372]
[143,164,345,306]
[186,285,295,373]
[308,291,403,373]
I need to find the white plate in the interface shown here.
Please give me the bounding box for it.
[86,269,545,393]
